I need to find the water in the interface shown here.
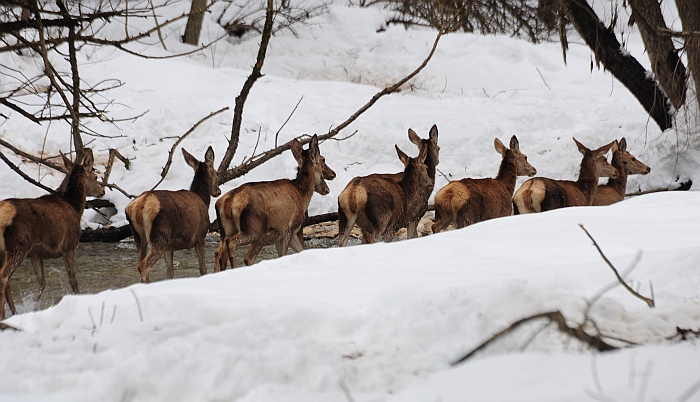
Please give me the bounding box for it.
[8,234,340,314]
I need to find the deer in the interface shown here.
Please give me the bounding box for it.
[365,125,439,239]
[512,138,617,214]
[125,146,221,283]
[214,134,336,270]
[431,135,536,234]
[592,138,650,206]
[0,149,104,319]
[337,142,431,246]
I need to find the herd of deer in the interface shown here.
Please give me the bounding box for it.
[0,128,651,319]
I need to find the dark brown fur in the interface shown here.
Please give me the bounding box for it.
[125,147,220,283]
[214,135,335,269]
[0,149,99,319]
[431,135,536,233]
[338,125,439,241]
[337,143,430,246]
[513,138,616,214]
[592,138,650,206]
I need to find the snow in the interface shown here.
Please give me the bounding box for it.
[1,1,700,401]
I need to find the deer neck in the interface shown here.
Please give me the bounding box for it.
[294,163,316,206]
[56,166,87,215]
[400,162,429,215]
[603,153,628,195]
[189,167,212,206]
[495,151,518,195]
[576,153,600,201]
[425,148,438,183]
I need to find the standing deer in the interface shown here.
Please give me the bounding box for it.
[214,134,335,269]
[337,142,431,246]
[513,138,617,214]
[592,138,650,206]
[365,125,439,239]
[0,149,104,319]
[125,146,221,283]
[431,135,536,233]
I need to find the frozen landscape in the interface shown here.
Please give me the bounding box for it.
[1,0,699,400]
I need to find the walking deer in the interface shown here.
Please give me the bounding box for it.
[337,142,431,246]
[0,149,103,319]
[592,138,650,206]
[214,135,335,269]
[125,146,221,283]
[512,138,617,214]
[431,135,536,234]
[360,125,439,239]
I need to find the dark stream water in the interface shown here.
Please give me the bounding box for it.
[8,235,338,314]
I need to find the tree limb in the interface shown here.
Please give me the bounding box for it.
[578,224,655,308]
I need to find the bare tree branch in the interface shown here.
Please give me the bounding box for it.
[578,224,655,308]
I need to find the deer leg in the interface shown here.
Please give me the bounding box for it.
[195,242,207,276]
[30,257,46,301]
[214,239,229,272]
[338,214,358,247]
[164,250,175,280]
[5,280,16,315]
[243,244,263,266]
[139,246,165,283]
[455,215,470,229]
[407,221,419,239]
[290,232,305,253]
[62,251,79,294]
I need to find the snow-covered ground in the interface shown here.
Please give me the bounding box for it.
[1,1,699,401]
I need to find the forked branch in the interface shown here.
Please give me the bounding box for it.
[452,310,618,366]
[578,224,655,308]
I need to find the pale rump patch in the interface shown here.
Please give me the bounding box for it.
[141,195,161,242]
[0,202,17,252]
[126,194,161,242]
[338,185,367,217]
[514,180,545,214]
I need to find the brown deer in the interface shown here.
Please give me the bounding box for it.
[513,138,617,214]
[214,135,335,269]
[337,142,431,246]
[431,135,536,233]
[365,125,439,239]
[125,146,221,283]
[0,149,103,319]
[592,138,650,206]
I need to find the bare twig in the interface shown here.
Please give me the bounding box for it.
[275,96,304,147]
[452,310,618,365]
[102,149,131,185]
[0,138,66,172]
[151,107,229,191]
[0,150,55,193]
[578,224,655,308]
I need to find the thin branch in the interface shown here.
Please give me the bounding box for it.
[0,138,66,172]
[275,96,304,147]
[452,310,618,365]
[578,224,655,308]
[151,107,229,190]
[0,150,55,193]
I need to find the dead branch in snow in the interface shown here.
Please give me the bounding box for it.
[452,310,618,365]
[578,224,655,308]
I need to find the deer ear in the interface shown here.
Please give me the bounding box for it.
[573,137,588,155]
[593,141,615,157]
[618,137,627,153]
[204,146,215,165]
[82,149,95,170]
[494,138,506,156]
[290,139,304,165]
[310,135,321,161]
[509,135,520,151]
[429,124,438,144]
[182,148,199,169]
[408,129,421,146]
[396,145,410,167]
[60,151,73,171]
